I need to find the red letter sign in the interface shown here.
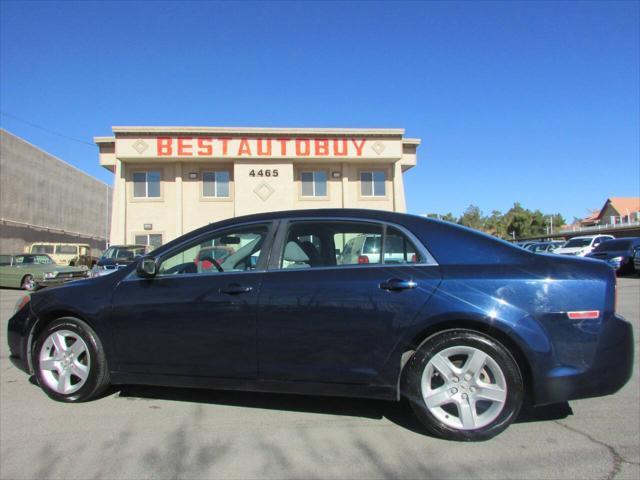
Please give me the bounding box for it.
[157,137,172,156]
[197,138,213,156]
[314,139,329,156]
[177,137,193,156]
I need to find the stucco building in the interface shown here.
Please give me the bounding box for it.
[95,126,420,248]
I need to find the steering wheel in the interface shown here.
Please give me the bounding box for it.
[211,258,224,272]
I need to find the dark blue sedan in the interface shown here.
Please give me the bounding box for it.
[585,237,640,274]
[6,209,634,441]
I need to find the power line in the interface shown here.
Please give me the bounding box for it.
[0,111,96,147]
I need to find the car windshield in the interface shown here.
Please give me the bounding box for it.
[531,243,549,252]
[31,245,54,254]
[102,246,146,260]
[56,245,78,254]
[15,255,54,265]
[593,239,632,252]
[563,238,593,248]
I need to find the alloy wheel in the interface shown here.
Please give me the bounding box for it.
[421,345,508,430]
[38,330,91,395]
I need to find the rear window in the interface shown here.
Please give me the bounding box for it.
[31,244,54,254]
[0,255,12,266]
[593,239,632,252]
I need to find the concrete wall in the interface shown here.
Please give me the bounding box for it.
[0,129,112,253]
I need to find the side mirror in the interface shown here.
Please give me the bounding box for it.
[136,257,157,278]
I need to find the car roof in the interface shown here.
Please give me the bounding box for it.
[107,244,147,248]
[571,235,614,240]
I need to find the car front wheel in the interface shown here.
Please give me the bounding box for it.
[404,329,524,441]
[33,318,110,402]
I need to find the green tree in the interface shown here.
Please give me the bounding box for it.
[458,205,483,230]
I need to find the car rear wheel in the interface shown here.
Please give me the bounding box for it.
[21,275,36,291]
[404,329,524,441]
[33,318,110,402]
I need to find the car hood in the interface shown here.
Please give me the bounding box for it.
[586,250,630,260]
[97,258,136,267]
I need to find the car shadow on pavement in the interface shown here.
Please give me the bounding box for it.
[116,384,573,436]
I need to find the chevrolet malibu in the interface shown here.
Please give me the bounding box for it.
[7,209,634,441]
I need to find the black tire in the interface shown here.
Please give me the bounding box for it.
[32,317,110,402]
[404,329,524,441]
[21,274,37,291]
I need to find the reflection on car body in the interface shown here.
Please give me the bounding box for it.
[7,209,634,441]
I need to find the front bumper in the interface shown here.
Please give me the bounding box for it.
[7,302,36,374]
[534,314,634,405]
[36,275,88,288]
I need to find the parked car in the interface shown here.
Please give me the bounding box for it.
[0,254,88,291]
[27,243,99,267]
[90,245,149,277]
[633,246,640,274]
[526,241,565,254]
[7,209,633,441]
[585,237,640,274]
[339,233,418,265]
[552,235,615,257]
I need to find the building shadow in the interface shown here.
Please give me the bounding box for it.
[116,384,572,437]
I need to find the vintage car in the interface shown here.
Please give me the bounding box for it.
[27,243,99,268]
[0,253,89,291]
[7,209,634,441]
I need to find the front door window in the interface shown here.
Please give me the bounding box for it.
[158,225,269,275]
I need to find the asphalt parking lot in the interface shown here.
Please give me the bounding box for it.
[0,279,638,480]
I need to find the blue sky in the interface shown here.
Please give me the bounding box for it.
[1,0,638,222]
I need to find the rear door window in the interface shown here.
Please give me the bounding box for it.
[279,221,422,268]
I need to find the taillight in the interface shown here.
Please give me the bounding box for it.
[358,255,369,264]
[411,254,417,263]
[567,310,600,320]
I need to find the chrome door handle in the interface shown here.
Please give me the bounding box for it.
[379,278,417,291]
[220,284,253,295]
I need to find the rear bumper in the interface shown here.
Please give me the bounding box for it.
[534,314,634,405]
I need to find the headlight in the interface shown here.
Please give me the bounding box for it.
[13,294,30,315]
[609,256,624,264]
[43,271,58,279]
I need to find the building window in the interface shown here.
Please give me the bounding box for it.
[203,171,230,198]
[301,171,327,197]
[360,171,386,197]
[135,234,163,250]
[133,171,161,198]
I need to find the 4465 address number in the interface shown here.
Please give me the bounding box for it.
[249,169,278,177]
